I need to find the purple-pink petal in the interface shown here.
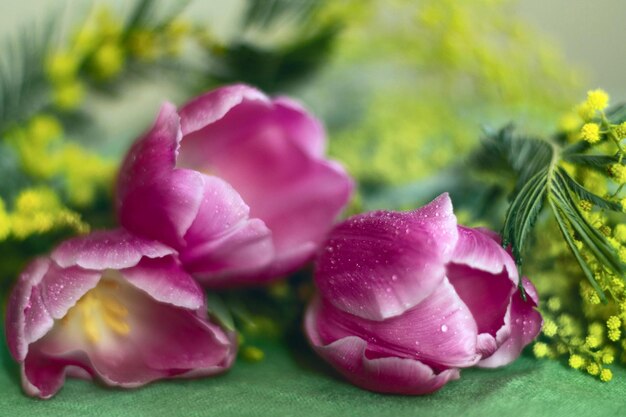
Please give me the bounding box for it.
[306,198,542,394]
[450,226,518,281]
[118,168,207,249]
[178,90,353,283]
[478,278,542,368]
[120,256,205,310]
[271,97,327,157]
[6,231,236,399]
[118,85,353,286]
[181,218,275,286]
[51,229,174,270]
[446,263,514,338]
[310,277,480,369]
[305,304,460,395]
[179,84,270,136]
[6,258,54,361]
[21,349,91,398]
[178,175,274,284]
[39,264,102,320]
[447,226,518,339]
[315,193,458,321]
[116,103,207,248]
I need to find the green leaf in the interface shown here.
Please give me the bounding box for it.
[476,127,555,260]
[471,123,626,300]
[122,0,190,35]
[242,0,318,29]
[123,0,156,34]
[561,140,591,157]
[0,17,56,134]
[213,23,338,92]
[501,169,548,263]
[553,172,625,276]
[558,167,622,211]
[549,198,607,302]
[607,103,626,124]
[205,292,236,331]
[473,126,553,193]
[562,153,620,171]
[0,143,31,201]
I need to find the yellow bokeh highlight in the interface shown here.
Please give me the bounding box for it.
[9,187,88,240]
[53,81,85,110]
[580,123,600,144]
[585,89,609,112]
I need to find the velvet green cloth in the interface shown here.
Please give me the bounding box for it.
[1,324,623,417]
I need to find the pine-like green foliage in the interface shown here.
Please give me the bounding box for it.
[206,0,339,91]
[474,106,626,300]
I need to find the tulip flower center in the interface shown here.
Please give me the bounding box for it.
[62,277,131,344]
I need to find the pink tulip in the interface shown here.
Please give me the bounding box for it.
[5,229,236,399]
[117,84,353,287]
[305,194,542,395]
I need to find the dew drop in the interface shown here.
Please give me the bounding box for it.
[441,324,448,333]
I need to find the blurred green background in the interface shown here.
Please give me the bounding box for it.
[1,0,625,101]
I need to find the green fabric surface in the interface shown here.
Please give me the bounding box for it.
[1,324,624,417]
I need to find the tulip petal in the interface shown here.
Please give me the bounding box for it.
[40,265,102,320]
[116,102,206,248]
[178,92,353,281]
[6,259,54,361]
[6,259,102,363]
[305,303,460,395]
[478,278,542,368]
[119,168,207,249]
[180,86,324,157]
[179,84,270,136]
[179,174,274,283]
[22,348,91,399]
[315,193,458,320]
[51,229,174,270]
[272,97,326,157]
[120,256,205,310]
[447,226,518,337]
[118,96,283,283]
[28,277,234,393]
[134,302,234,374]
[451,226,518,280]
[310,277,480,369]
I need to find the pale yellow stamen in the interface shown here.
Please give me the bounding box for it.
[64,278,131,344]
[103,313,130,336]
[102,298,128,317]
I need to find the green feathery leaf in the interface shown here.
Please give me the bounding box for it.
[208,0,339,92]
[606,103,626,124]
[205,293,236,331]
[562,153,620,171]
[501,170,549,263]
[558,167,622,211]
[0,17,56,135]
[242,0,319,29]
[472,124,626,300]
[548,197,607,301]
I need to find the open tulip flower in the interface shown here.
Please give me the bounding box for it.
[5,229,236,399]
[117,84,353,288]
[305,194,542,394]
